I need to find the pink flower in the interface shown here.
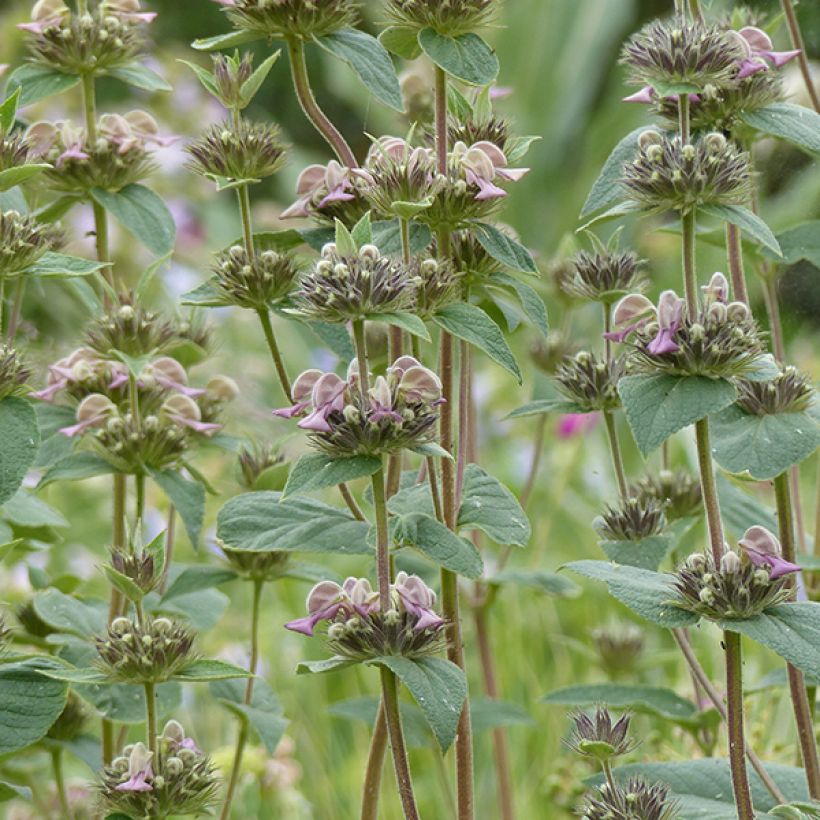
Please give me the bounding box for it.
[285,580,353,636]
[103,0,158,23]
[280,161,371,219]
[647,290,684,355]
[393,571,444,631]
[116,742,153,793]
[60,394,115,437]
[161,394,221,436]
[739,525,801,580]
[161,720,201,754]
[298,372,346,432]
[735,26,800,79]
[17,0,68,34]
[452,140,528,201]
[368,376,401,423]
[622,86,699,105]
[144,357,205,398]
[604,293,655,343]
[557,412,599,439]
[702,272,729,304]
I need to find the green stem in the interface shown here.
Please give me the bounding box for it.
[361,699,388,820]
[371,466,390,610]
[780,0,820,112]
[236,185,255,258]
[434,67,448,174]
[6,278,25,341]
[603,411,629,501]
[725,223,749,305]
[724,631,755,819]
[519,414,546,511]
[144,681,157,756]
[352,319,370,397]
[135,473,145,536]
[380,666,420,820]
[51,748,72,820]
[256,308,292,401]
[681,208,698,316]
[455,340,470,508]
[286,38,356,167]
[159,507,175,595]
[678,92,690,144]
[338,482,366,521]
[399,217,411,264]
[695,418,724,565]
[426,455,445,524]
[688,0,703,22]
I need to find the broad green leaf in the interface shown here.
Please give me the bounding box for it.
[370,656,467,751]
[240,51,281,104]
[0,660,68,754]
[32,589,108,637]
[350,212,372,246]
[700,203,782,257]
[37,666,109,684]
[433,302,521,383]
[6,64,80,106]
[282,453,382,498]
[333,219,357,256]
[0,186,28,213]
[0,782,31,803]
[618,374,737,456]
[108,63,172,92]
[315,29,403,111]
[304,319,356,361]
[368,312,430,341]
[418,29,499,86]
[765,222,820,267]
[296,656,356,675]
[392,512,483,578]
[505,398,584,419]
[741,103,820,154]
[390,199,433,219]
[103,565,144,602]
[563,560,698,628]
[90,184,176,257]
[470,698,535,733]
[711,404,820,480]
[192,30,264,51]
[386,482,436,519]
[0,397,39,505]
[211,678,288,754]
[0,88,20,132]
[651,80,700,97]
[577,200,642,232]
[489,273,549,338]
[34,194,81,222]
[543,683,700,727]
[473,223,538,273]
[599,535,673,572]
[180,279,228,308]
[160,565,237,603]
[378,26,422,60]
[178,59,219,97]
[458,464,530,546]
[580,126,660,218]
[145,585,229,633]
[24,251,108,278]
[173,659,250,682]
[0,164,51,192]
[2,489,68,529]
[148,469,205,548]
[217,490,372,555]
[38,452,114,487]
[489,568,580,597]
[246,229,306,253]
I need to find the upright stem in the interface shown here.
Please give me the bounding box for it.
[681,208,698,315]
[434,67,448,174]
[286,38,356,167]
[352,319,370,397]
[339,482,366,521]
[256,308,292,400]
[455,341,470,508]
[695,418,724,565]
[51,748,72,820]
[688,0,703,22]
[135,473,146,534]
[361,700,389,820]
[380,667,420,820]
[780,0,820,112]
[0,275,4,337]
[725,223,749,305]
[144,681,157,756]
[603,412,629,501]
[724,631,755,820]
[761,275,786,363]
[159,507,176,595]
[774,472,820,797]
[371,467,390,612]
[519,415,546,511]
[236,184,254,257]
[6,279,25,341]
[678,93,690,143]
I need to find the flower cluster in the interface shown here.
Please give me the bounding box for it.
[735,367,816,416]
[85,295,177,356]
[274,356,442,456]
[0,346,31,402]
[673,527,798,620]
[593,496,667,542]
[216,0,358,41]
[286,572,446,660]
[0,209,64,277]
[281,160,371,224]
[581,777,680,820]
[555,351,626,413]
[606,274,764,378]
[212,244,300,310]
[100,721,219,817]
[220,544,291,582]
[622,131,751,214]
[565,708,636,761]
[631,469,702,522]
[385,0,495,37]
[564,248,647,304]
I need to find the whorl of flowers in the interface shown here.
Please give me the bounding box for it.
[631,469,702,522]
[581,777,680,820]
[0,210,64,277]
[299,241,415,322]
[410,256,462,318]
[281,160,372,224]
[220,544,291,582]
[85,296,177,357]
[19,0,155,75]
[185,118,286,183]
[274,356,443,457]
[100,721,219,817]
[210,51,254,110]
[591,625,645,678]
[673,527,799,620]
[555,351,625,413]
[622,131,751,214]
[565,707,636,761]
[593,496,667,542]
[385,0,496,38]
[215,0,358,41]
[26,111,171,193]
[0,346,31,402]
[285,572,446,660]
[564,248,647,304]
[735,367,816,416]
[0,130,35,173]
[212,244,300,310]
[606,274,764,378]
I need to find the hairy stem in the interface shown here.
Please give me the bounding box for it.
[380,667,420,820]
[695,418,724,565]
[236,184,255,258]
[352,319,370,397]
[361,700,389,820]
[761,274,786,363]
[725,223,749,305]
[286,38,356,167]
[144,681,157,756]
[51,749,72,820]
[435,67,448,174]
[256,308,292,400]
[371,466,390,613]
[681,208,698,315]
[159,507,175,595]
[6,279,25,341]
[603,411,629,501]
[678,92,690,144]
[339,482,366,521]
[455,340,470,508]
[688,0,703,22]
[724,631,755,819]
[780,0,820,112]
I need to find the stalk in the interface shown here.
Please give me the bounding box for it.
[219,577,265,820]
[144,681,157,756]
[774,472,820,797]
[286,38,356,167]
[695,419,723,565]
[380,666,420,820]
[159,507,175,595]
[688,0,703,22]
[361,700,388,820]
[256,308,292,400]
[0,274,4,337]
[455,340,470,508]
[352,319,370,397]
[371,467,391,615]
[339,482,366,521]
[519,415,546,511]
[725,223,749,305]
[724,631,755,820]
[6,279,25,341]
[603,412,629,501]
[780,0,820,112]
[681,208,698,315]
[51,748,72,820]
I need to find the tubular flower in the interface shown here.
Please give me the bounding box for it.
[738,525,801,580]
[281,160,372,224]
[735,26,800,79]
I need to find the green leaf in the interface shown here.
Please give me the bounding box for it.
[296,656,356,675]
[700,203,782,257]
[393,512,483,578]
[0,397,39,506]
[282,453,382,498]
[563,559,697,628]
[38,665,110,684]
[580,126,659,218]
[90,184,176,257]
[38,452,115,487]
[0,164,51,192]
[433,303,521,383]
[180,279,229,308]
[543,683,700,727]
[147,469,205,548]
[766,222,820,267]
[315,29,403,112]
[458,464,530,546]
[618,374,737,456]
[488,568,580,597]
[6,64,80,106]
[418,29,499,86]
[192,30,264,51]
[246,229,306,253]
[333,218,357,256]
[146,585,228,632]
[211,678,288,754]
[0,782,31,803]
[217,491,372,555]
[368,311,430,341]
[0,87,20,133]
[178,59,220,97]
[0,660,68,754]
[711,404,820,480]
[390,199,433,219]
[108,63,172,92]
[109,349,153,378]
[240,50,281,104]
[2,489,68,529]
[651,80,700,97]
[505,398,584,419]
[473,222,537,273]
[577,200,642,232]
[350,212,373,247]
[470,698,535,733]
[103,565,144,603]
[0,186,28,213]
[378,26,422,60]
[599,535,673,572]
[173,659,250,682]
[371,219,432,256]
[32,589,108,637]
[160,566,237,603]
[741,103,820,154]
[489,272,548,337]
[24,251,108,278]
[304,318,356,360]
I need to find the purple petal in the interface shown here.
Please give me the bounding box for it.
[623,86,654,104]
[318,185,355,209]
[647,328,680,355]
[273,401,309,419]
[763,49,801,68]
[414,608,445,631]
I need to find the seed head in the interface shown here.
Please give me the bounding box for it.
[0,210,64,277]
[221,0,358,41]
[555,351,626,413]
[211,51,255,110]
[594,496,667,541]
[735,367,816,416]
[212,244,300,310]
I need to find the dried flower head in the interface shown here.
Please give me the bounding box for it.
[565,249,647,304]
[735,367,816,416]
[281,160,371,224]
[285,572,446,660]
[594,496,667,541]
[86,295,176,357]
[220,544,290,581]
[565,708,636,761]
[623,131,751,214]
[96,615,196,683]
[274,356,443,456]
[591,624,645,679]
[212,245,300,309]
[219,0,358,40]
[0,210,64,277]
[299,242,415,322]
[385,0,496,37]
[582,777,680,820]
[555,351,626,413]
[0,346,32,401]
[632,469,702,522]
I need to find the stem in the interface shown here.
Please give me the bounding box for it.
[695,418,724,565]
[688,0,703,22]
[774,472,820,797]
[678,92,690,144]
[159,507,176,595]
[135,472,145,535]
[780,0,820,112]
[361,701,388,820]
[724,631,755,819]
[236,184,255,258]
[426,455,445,524]
[435,67,448,174]
[102,718,115,767]
[51,748,72,820]
[519,415,546,511]
[603,302,612,363]
[725,223,749,305]
[144,681,157,756]
[455,340,470,509]
[6,278,25,341]
[681,208,698,316]
[380,667,420,820]
[762,275,786,363]
[286,38,356,167]
[603,411,629,501]
[371,466,390,611]
[352,319,370,397]
[339,482,366,521]
[256,308,292,401]
[0,274,4,338]
[399,218,411,264]
[474,606,514,820]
